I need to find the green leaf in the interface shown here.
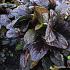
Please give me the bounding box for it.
[16,44,23,51]
[67,56,70,60]
[35,23,44,30]
[14,15,31,28]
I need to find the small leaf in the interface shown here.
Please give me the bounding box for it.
[30,61,38,69]
[35,23,43,30]
[50,65,59,70]
[16,44,23,50]
[67,56,70,60]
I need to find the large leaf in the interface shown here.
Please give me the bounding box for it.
[24,29,36,44]
[26,37,48,62]
[30,46,48,61]
[45,18,56,42]
[45,19,68,49]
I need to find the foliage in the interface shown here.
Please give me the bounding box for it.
[0,0,70,70]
